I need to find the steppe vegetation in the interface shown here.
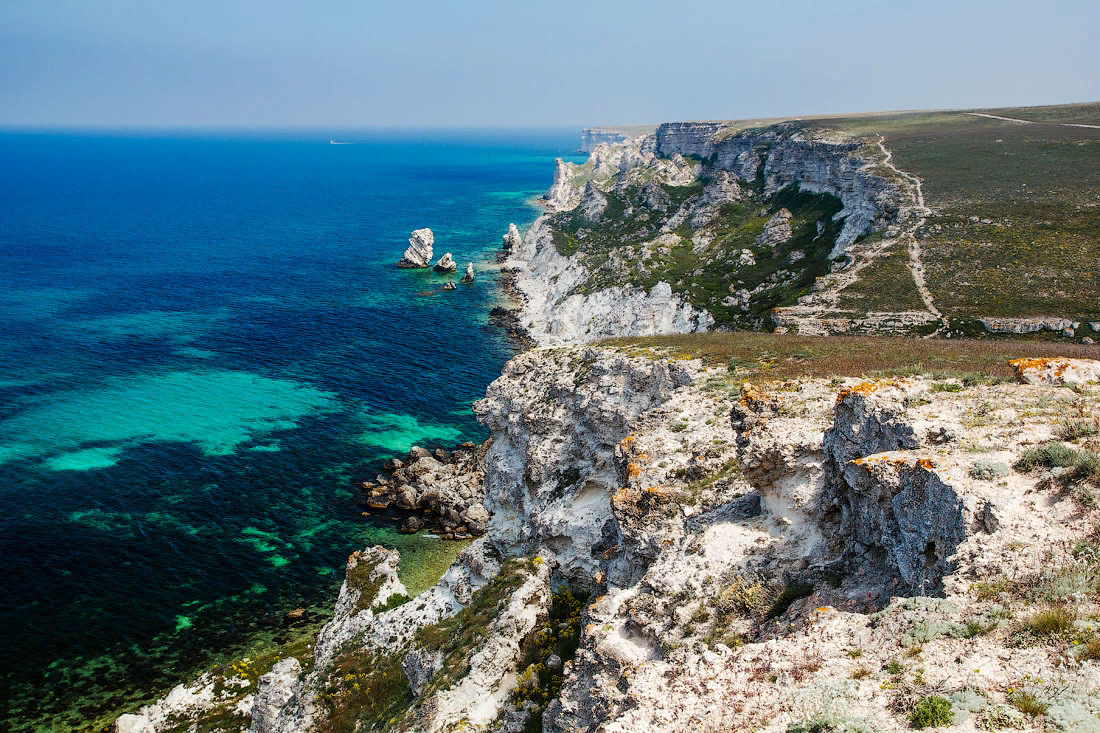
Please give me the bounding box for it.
[603,331,1099,379]
[810,105,1100,322]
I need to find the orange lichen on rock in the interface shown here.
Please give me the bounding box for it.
[1011,357,1067,377]
[611,487,633,504]
[627,462,644,478]
[850,453,936,472]
[836,381,880,404]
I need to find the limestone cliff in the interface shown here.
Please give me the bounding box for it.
[121,352,1100,733]
[506,121,910,344]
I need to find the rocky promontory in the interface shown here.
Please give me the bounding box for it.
[120,349,1100,733]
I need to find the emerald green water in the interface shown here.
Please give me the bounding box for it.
[0,129,583,730]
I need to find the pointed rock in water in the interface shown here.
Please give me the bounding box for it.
[502,223,522,252]
[397,228,434,268]
[433,252,457,272]
[443,282,457,291]
[461,262,474,283]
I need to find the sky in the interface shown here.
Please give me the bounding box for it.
[1,0,1097,128]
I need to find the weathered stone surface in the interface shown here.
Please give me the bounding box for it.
[397,228,434,268]
[402,647,444,695]
[250,658,307,733]
[757,208,793,248]
[578,181,608,221]
[1011,357,1100,385]
[501,223,522,253]
[433,252,457,272]
[981,316,1073,334]
[461,262,474,283]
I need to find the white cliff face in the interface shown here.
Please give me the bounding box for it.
[503,216,713,347]
[545,159,582,212]
[120,347,1100,733]
[474,349,695,580]
[398,228,434,268]
[653,121,902,252]
[504,120,905,345]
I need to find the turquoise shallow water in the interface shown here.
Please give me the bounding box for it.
[0,129,583,730]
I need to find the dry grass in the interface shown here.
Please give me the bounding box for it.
[603,332,1100,380]
[809,107,1100,321]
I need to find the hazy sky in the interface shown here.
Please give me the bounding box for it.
[1,0,1097,128]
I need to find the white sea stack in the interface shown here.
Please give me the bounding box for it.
[502,223,522,252]
[397,228,434,268]
[460,262,474,283]
[433,252,457,272]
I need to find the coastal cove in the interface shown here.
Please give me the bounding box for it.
[0,129,582,732]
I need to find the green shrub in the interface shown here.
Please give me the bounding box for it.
[969,461,1010,481]
[1026,606,1075,636]
[1008,690,1048,717]
[766,582,814,619]
[1072,450,1100,480]
[1059,417,1100,441]
[931,382,963,393]
[376,593,411,612]
[1014,443,1079,471]
[910,696,953,729]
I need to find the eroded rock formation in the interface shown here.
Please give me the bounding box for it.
[397,228,434,268]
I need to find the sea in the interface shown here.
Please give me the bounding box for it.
[0,128,583,731]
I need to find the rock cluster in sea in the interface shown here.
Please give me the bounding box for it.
[460,262,474,283]
[396,228,434,268]
[361,442,490,538]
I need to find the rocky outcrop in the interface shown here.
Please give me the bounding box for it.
[121,349,1100,733]
[501,223,522,253]
[1011,357,1100,385]
[397,228,434,268]
[821,385,964,593]
[364,442,490,537]
[981,316,1074,334]
[578,181,608,221]
[433,252,457,272]
[757,207,793,249]
[474,348,694,580]
[580,127,629,152]
[502,121,907,345]
[502,216,713,347]
[461,262,474,283]
[546,159,582,212]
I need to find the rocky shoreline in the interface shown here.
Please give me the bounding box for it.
[358,441,489,540]
[118,347,1100,733]
[114,125,1100,733]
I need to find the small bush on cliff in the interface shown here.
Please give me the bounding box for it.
[766,582,814,619]
[909,696,953,729]
[1059,417,1100,441]
[1025,606,1076,636]
[1015,443,1078,472]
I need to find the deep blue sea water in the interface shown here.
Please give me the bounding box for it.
[0,129,582,731]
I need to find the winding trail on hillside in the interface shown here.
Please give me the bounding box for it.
[876,135,943,330]
[966,112,1100,130]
